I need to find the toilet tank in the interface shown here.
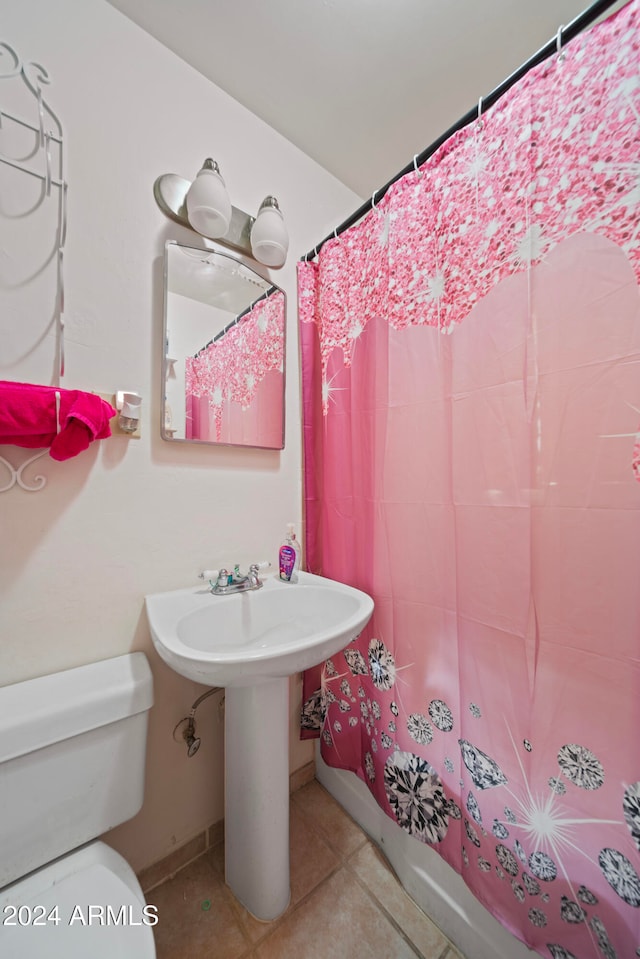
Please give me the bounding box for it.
[0,653,153,889]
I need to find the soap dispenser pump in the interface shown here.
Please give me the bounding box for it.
[279,523,301,583]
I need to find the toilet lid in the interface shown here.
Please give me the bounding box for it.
[0,860,156,959]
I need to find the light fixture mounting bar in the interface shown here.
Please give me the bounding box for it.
[153,173,255,257]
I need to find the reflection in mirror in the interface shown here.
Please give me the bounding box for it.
[162,242,285,449]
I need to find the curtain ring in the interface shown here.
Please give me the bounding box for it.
[556,25,566,62]
[477,96,484,130]
[371,188,379,211]
[333,228,339,241]
[413,154,423,178]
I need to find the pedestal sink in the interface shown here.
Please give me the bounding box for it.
[145,571,374,920]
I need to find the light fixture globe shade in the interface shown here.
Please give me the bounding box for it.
[250,197,289,268]
[185,160,232,239]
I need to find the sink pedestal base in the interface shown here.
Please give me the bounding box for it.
[224,677,291,921]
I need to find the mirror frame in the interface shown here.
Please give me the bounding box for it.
[161,241,286,450]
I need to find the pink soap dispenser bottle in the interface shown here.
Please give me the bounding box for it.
[279,523,301,583]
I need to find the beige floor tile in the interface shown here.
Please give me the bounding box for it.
[150,854,250,959]
[349,842,450,958]
[254,866,418,959]
[289,801,341,904]
[204,801,341,945]
[291,780,368,859]
[149,780,468,959]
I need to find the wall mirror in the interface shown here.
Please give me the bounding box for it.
[162,241,285,449]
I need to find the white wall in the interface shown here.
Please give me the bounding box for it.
[0,0,360,872]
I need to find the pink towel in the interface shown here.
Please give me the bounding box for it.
[0,381,116,461]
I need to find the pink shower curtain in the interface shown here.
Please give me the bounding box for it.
[298,4,640,957]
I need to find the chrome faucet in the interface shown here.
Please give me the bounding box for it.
[198,562,268,595]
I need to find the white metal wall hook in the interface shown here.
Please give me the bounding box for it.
[556,25,566,62]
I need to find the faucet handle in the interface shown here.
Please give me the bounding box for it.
[198,569,219,581]
[247,561,270,585]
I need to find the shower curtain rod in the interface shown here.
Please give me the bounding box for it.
[300,0,623,262]
[193,285,277,357]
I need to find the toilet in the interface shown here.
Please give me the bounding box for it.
[0,652,156,958]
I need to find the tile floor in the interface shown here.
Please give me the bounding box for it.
[148,779,466,959]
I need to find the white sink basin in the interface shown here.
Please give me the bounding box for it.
[145,570,374,687]
[144,569,373,923]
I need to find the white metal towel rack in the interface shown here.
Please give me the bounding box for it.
[0,40,67,492]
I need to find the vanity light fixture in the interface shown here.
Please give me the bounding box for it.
[250,196,289,268]
[185,159,232,239]
[153,159,289,268]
